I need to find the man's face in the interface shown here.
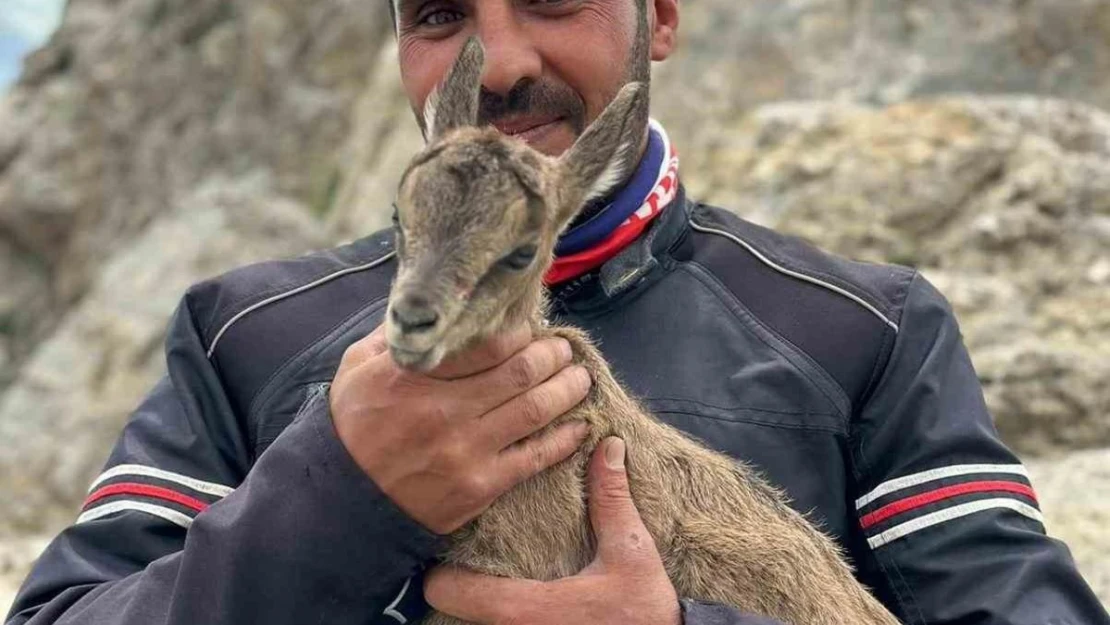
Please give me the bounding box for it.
[395,0,672,157]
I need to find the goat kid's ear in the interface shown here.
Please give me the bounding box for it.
[424,37,484,142]
[556,82,648,224]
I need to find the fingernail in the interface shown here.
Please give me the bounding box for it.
[605,437,625,469]
[575,365,592,389]
[559,338,573,361]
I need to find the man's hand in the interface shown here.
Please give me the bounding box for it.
[425,437,682,625]
[329,324,592,535]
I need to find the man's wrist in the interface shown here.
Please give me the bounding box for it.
[297,382,445,557]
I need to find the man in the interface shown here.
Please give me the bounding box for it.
[7,0,1109,623]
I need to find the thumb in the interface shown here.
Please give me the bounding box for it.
[588,437,654,565]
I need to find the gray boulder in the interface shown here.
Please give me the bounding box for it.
[0,177,326,535]
[1028,448,1110,605]
[0,0,392,386]
[655,0,1110,164]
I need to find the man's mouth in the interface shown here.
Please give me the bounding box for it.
[491,116,564,144]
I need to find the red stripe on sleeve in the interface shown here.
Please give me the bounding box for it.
[860,480,1038,530]
[83,482,209,513]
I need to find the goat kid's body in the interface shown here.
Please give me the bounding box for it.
[397,41,896,625]
[424,323,899,625]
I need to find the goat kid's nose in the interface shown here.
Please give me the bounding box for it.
[391,294,440,334]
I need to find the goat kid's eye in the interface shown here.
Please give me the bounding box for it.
[499,244,538,271]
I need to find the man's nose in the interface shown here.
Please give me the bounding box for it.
[475,3,542,96]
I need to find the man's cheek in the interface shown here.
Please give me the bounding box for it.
[398,40,459,106]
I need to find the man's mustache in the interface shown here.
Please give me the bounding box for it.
[477,78,587,135]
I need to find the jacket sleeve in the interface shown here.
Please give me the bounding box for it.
[849,272,1109,625]
[5,293,442,625]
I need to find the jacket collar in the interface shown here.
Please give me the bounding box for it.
[549,184,690,315]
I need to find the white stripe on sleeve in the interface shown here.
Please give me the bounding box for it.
[88,464,235,498]
[856,464,1029,510]
[866,498,1044,549]
[77,500,195,529]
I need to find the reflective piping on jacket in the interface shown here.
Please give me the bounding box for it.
[205,252,397,358]
[89,464,236,498]
[77,500,195,529]
[856,463,1030,509]
[866,498,1044,549]
[688,221,899,333]
[383,577,412,624]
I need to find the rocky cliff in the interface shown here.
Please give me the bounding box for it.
[1,0,1107,613]
[0,0,393,386]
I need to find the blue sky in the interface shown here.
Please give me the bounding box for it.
[0,0,66,91]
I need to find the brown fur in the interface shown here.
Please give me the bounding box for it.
[388,38,901,625]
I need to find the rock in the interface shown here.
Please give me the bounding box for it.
[0,535,52,619]
[327,42,425,239]
[0,0,393,389]
[691,97,1110,456]
[653,0,1110,165]
[1027,448,1110,605]
[0,240,49,390]
[0,177,327,535]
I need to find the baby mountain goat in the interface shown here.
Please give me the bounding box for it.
[386,39,900,625]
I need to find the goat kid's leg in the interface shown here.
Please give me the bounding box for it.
[420,446,595,625]
[632,435,901,625]
[540,325,899,624]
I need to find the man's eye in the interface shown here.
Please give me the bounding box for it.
[420,9,464,26]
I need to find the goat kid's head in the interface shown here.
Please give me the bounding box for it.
[387,38,648,371]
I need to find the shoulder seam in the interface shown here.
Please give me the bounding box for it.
[688,219,900,333]
[677,261,852,418]
[205,251,397,358]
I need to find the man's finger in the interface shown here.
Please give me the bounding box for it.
[495,420,590,491]
[478,362,590,451]
[430,325,533,380]
[424,565,539,624]
[446,336,576,424]
[588,437,656,564]
[338,324,389,371]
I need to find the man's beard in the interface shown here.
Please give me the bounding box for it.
[476,78,588,136]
